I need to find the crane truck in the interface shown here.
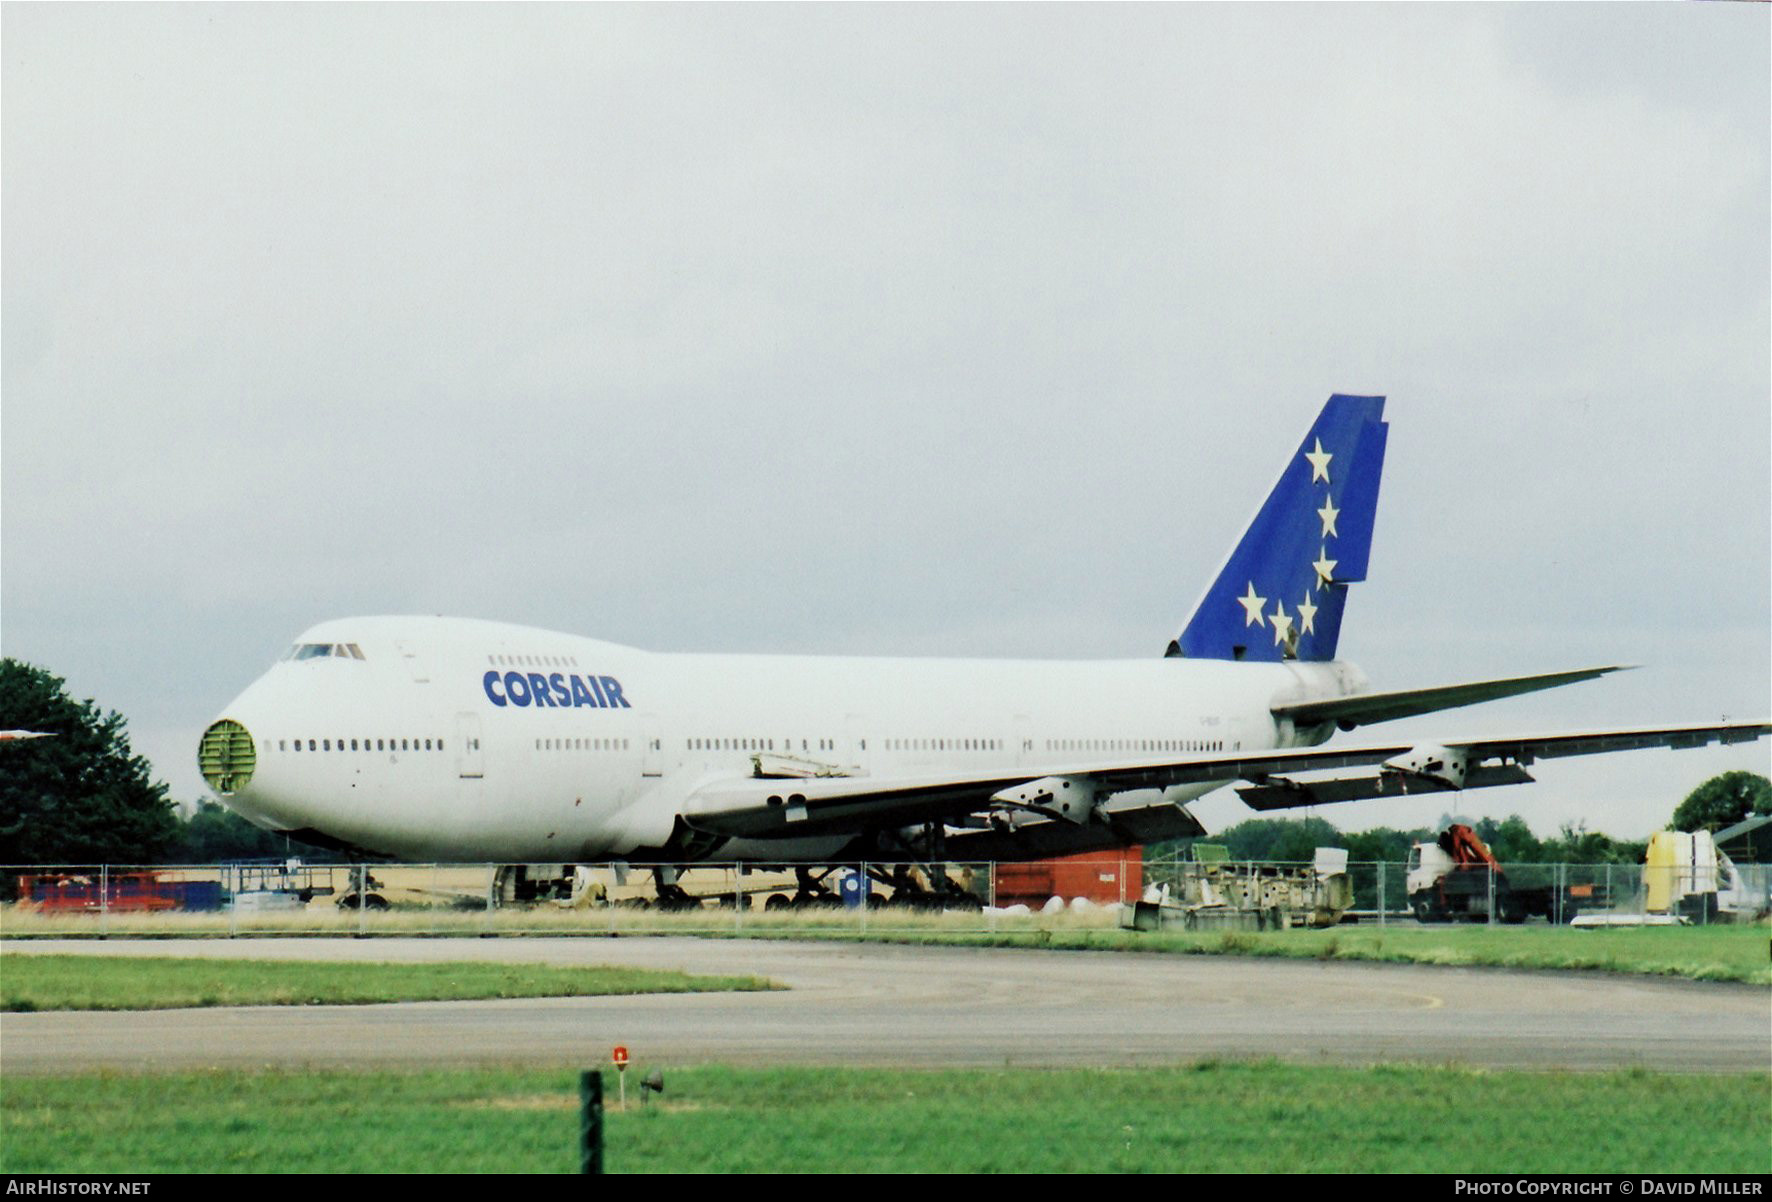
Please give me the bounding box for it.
[1406,825,1604,923]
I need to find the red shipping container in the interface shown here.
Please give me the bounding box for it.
[993,848,1142,907]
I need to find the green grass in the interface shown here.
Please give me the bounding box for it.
[0,954,779,1011]
[2,1062,1766,1173]
[5,914,1766,986]
[725,921,1772,985]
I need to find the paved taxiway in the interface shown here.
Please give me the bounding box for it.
[3,937,1766,1075]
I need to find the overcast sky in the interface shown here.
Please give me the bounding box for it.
[4,4,1767,840]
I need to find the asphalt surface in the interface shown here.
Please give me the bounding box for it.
[3,937,1767,1075]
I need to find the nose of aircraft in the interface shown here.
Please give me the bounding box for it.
[198,717,257,795]
[195,671,307,832]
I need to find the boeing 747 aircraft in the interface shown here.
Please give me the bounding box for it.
[199,395,1768,892]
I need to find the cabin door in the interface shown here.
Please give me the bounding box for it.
[455,712,484,779]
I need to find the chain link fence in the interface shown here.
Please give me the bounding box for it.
[2,856,1765,937]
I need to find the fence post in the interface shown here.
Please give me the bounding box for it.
[579,1070,604,1174]
[99,863,109,937]
[1486,862,1495,926]
[734,863,744,934]
[608,865,618,936]
[1376,861,1386,928]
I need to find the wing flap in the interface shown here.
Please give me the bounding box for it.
[945,795,1209,860]
[1461,723,1772,762]
[1237,763,1535,811]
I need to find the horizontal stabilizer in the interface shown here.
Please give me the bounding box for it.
[1273,666,1631,730]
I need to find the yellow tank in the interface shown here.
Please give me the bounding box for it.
[1644,832,1679,913]
[1645,830,1719,914]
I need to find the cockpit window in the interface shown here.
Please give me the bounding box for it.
[287,643,367,661]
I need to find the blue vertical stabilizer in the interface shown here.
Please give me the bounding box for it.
[1168,394,1388,662]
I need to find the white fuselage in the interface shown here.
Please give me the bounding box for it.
[209,616,1362,862]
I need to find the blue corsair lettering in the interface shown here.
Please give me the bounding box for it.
[527,672,555,707]
[600,676,631,709]
[483,670,508,707]
[481,672,633,709]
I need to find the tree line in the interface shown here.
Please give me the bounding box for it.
[1154,770,1772,865]
[1151,813,1654,866]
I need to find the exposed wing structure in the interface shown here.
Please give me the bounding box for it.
[1272,666,1629,730]
[679,720,1771,854]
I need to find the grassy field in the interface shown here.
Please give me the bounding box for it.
[0,954,779,1011]
[793,921,1772,985]
[5,908,1767,983]
[3,1062,1766,1174]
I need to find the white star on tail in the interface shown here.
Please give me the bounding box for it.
[1312,547,1338,585]
[1237,582,1267,627]
[1318,494,1340,538]
[1296,591,1318,635]
[1268,602,1293,646]
[1304,438,1333,484]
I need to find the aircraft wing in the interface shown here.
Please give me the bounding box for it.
[678,720,1771,847]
